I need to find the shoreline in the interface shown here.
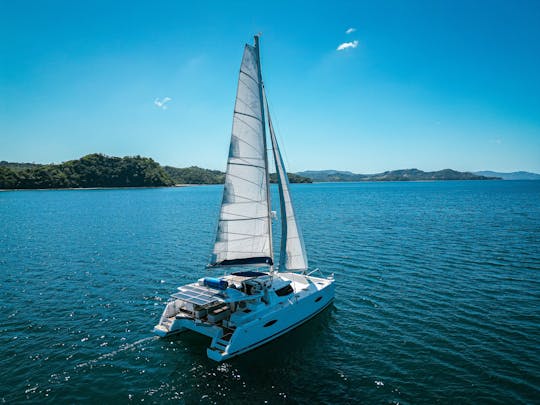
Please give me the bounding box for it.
[0,185,192,192]
[0,179,516,192]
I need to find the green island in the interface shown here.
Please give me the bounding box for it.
[0,153,312,189]
[0,154,173,189]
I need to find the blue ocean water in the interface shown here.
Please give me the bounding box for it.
[1,181,539,403]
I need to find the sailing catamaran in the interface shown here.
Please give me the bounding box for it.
[153,36,335,361]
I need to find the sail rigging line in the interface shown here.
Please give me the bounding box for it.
[263,85,309,271]
[261,84,292,172]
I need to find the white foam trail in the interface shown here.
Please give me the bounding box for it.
[74,336,158,369]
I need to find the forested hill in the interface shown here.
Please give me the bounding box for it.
[163,166,225,185]
[0,154,312,189]
[269,172,312,184]
[0,154,174,189]
[162,166,311,184]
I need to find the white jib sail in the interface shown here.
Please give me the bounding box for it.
[266,95,309,271]
[209,43,273,267]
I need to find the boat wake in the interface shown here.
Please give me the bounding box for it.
[74,336,158,370]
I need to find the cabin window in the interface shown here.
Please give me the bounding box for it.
[315,296,322,302]
[275,284,294,297]
[264,320,277,327]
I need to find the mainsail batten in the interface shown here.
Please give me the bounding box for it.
[209,42,273,267]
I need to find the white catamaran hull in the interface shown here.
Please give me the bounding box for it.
[208,276,334,361]
[154,273,334,361]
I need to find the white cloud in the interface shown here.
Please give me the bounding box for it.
[154,97,172,109]
[336,40,359,51]
[345,27,356,34]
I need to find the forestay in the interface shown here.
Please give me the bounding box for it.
[209,43,273,267]
[266,94,309,271]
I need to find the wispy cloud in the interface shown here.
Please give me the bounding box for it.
[345,27,356,34]
[154,97,172,109]
[336,40,359,51]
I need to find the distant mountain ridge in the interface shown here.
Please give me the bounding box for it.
[296,168,501,182]
[474,171,540,180]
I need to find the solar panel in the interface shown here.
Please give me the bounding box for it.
[171,283,225,307]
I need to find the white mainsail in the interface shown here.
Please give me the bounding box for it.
[266,94,309,271]
[209,41,273,267]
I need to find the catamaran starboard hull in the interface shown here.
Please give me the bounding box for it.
[207,279,334,361]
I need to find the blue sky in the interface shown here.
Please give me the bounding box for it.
[1,0,539,173]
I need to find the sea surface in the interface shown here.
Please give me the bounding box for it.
[1,181,539,404]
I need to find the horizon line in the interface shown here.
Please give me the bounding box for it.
[1,154,539,176]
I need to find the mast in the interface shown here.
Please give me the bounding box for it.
[254,35,274,273]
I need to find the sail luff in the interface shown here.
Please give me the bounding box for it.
[209,38,273,268]
[264,89,309,271]
[254,35,274,271]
